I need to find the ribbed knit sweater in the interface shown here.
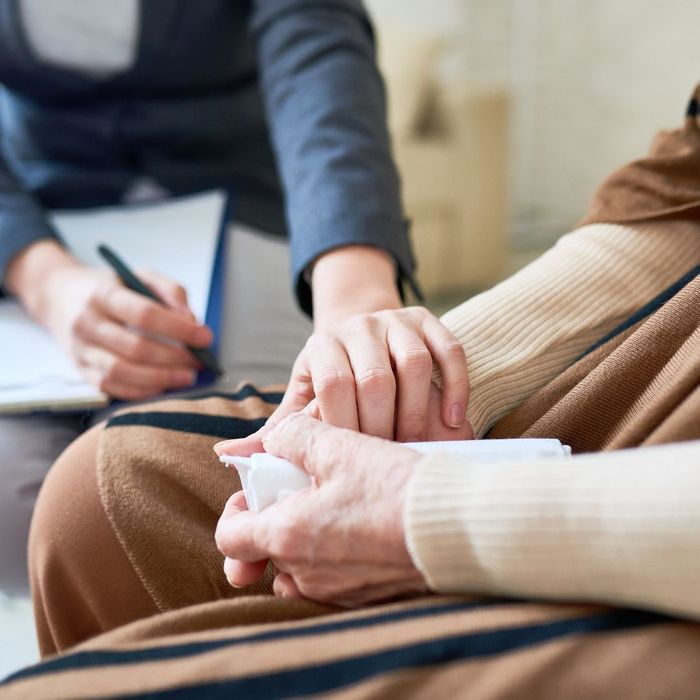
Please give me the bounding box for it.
[406,221,700,619]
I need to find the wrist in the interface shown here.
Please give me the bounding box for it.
[311,245,402,329]
[6,239,82,323]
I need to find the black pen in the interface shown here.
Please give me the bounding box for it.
[97,244,223,377]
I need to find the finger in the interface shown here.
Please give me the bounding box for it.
[221,490,249,517]
[307,335,358,430]
[78,345,196,392]
[387,323,433,442]
[81,371,164,401]
[93,285,212,347]
[213,379,309,458]
[273,572,303,599]
[331,577,428,608]
[302,398,320,419]
[263,413,370,482]
[75,310,200,369]
[272,351,316,418]
[342,320,395,439]
[137,269,193,316]
[215,508,270,562]
[223,556,268,589]
[422,316,469,429]
[214,428,265,459]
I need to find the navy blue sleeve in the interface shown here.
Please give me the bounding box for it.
[250,0,420,316]
[0,150,59,291]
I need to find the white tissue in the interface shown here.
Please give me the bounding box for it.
[219,438,571,513]
[221,452,312,512]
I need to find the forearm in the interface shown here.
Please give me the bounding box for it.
[250,1,416,316]
[405,440,700,620]
[436,221,700,437]
[311,245,401,328]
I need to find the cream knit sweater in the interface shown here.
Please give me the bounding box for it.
[405,221,700,620]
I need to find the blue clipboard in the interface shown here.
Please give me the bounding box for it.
[194,190,233,388]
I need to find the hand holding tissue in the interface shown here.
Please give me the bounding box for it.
[219,438,571,513]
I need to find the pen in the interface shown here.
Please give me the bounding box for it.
[97,244,223,377]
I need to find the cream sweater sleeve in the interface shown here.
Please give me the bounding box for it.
[404,441,700,620]
[435,221,700,437]
[409,221,700,619]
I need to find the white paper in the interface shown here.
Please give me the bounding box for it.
[219,438,572,512]
[0,190,226,413]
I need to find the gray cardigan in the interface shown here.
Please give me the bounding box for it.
[0,0,417,314]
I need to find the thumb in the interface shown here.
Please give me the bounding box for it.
[214,353,317,459]
[263,413,357,482]
[213,379,309,458]
[214,427,265,459]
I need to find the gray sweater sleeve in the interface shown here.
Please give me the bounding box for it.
[250,0,419,315]
[0,115,59,290]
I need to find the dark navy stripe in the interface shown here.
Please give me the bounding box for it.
[105,384,284,437]
[687,97,698,117]
[114,609,666,700]
[578,263,700,360]
[4,599,504,683]
[178,384,284,404]
[106,411,268,439]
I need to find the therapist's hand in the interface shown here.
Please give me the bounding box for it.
[286,305,471,440]
[44,264,212,399]
[8,240,212,400]
[215,414,429,607]
[221,246,471,452]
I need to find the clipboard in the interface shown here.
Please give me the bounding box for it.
[0,190,229,414]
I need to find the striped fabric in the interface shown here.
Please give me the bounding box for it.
[4,596,700,699]
[5,256,700,697]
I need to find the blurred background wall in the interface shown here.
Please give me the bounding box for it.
[364,0,700,299]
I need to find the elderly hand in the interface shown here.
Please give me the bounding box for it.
[214,413,431,607]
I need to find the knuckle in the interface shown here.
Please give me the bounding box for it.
[298,580,323,602]
[444,340,467,362]
[270,521,300,560]
[102,357,120,382]
[315,370,354,398]
[69,312,88,338]
[304,333,326,355]
[298,575,335,603]
[126,335,149,361]
[214,523,228,555]
[401,410,427,430]
[133,304,155,328]
[355,367,394,394]
[397,347,433,374]
[96,280,119,308]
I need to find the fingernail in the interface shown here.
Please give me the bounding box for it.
[214,439,235,455]
[449,403,465,428]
